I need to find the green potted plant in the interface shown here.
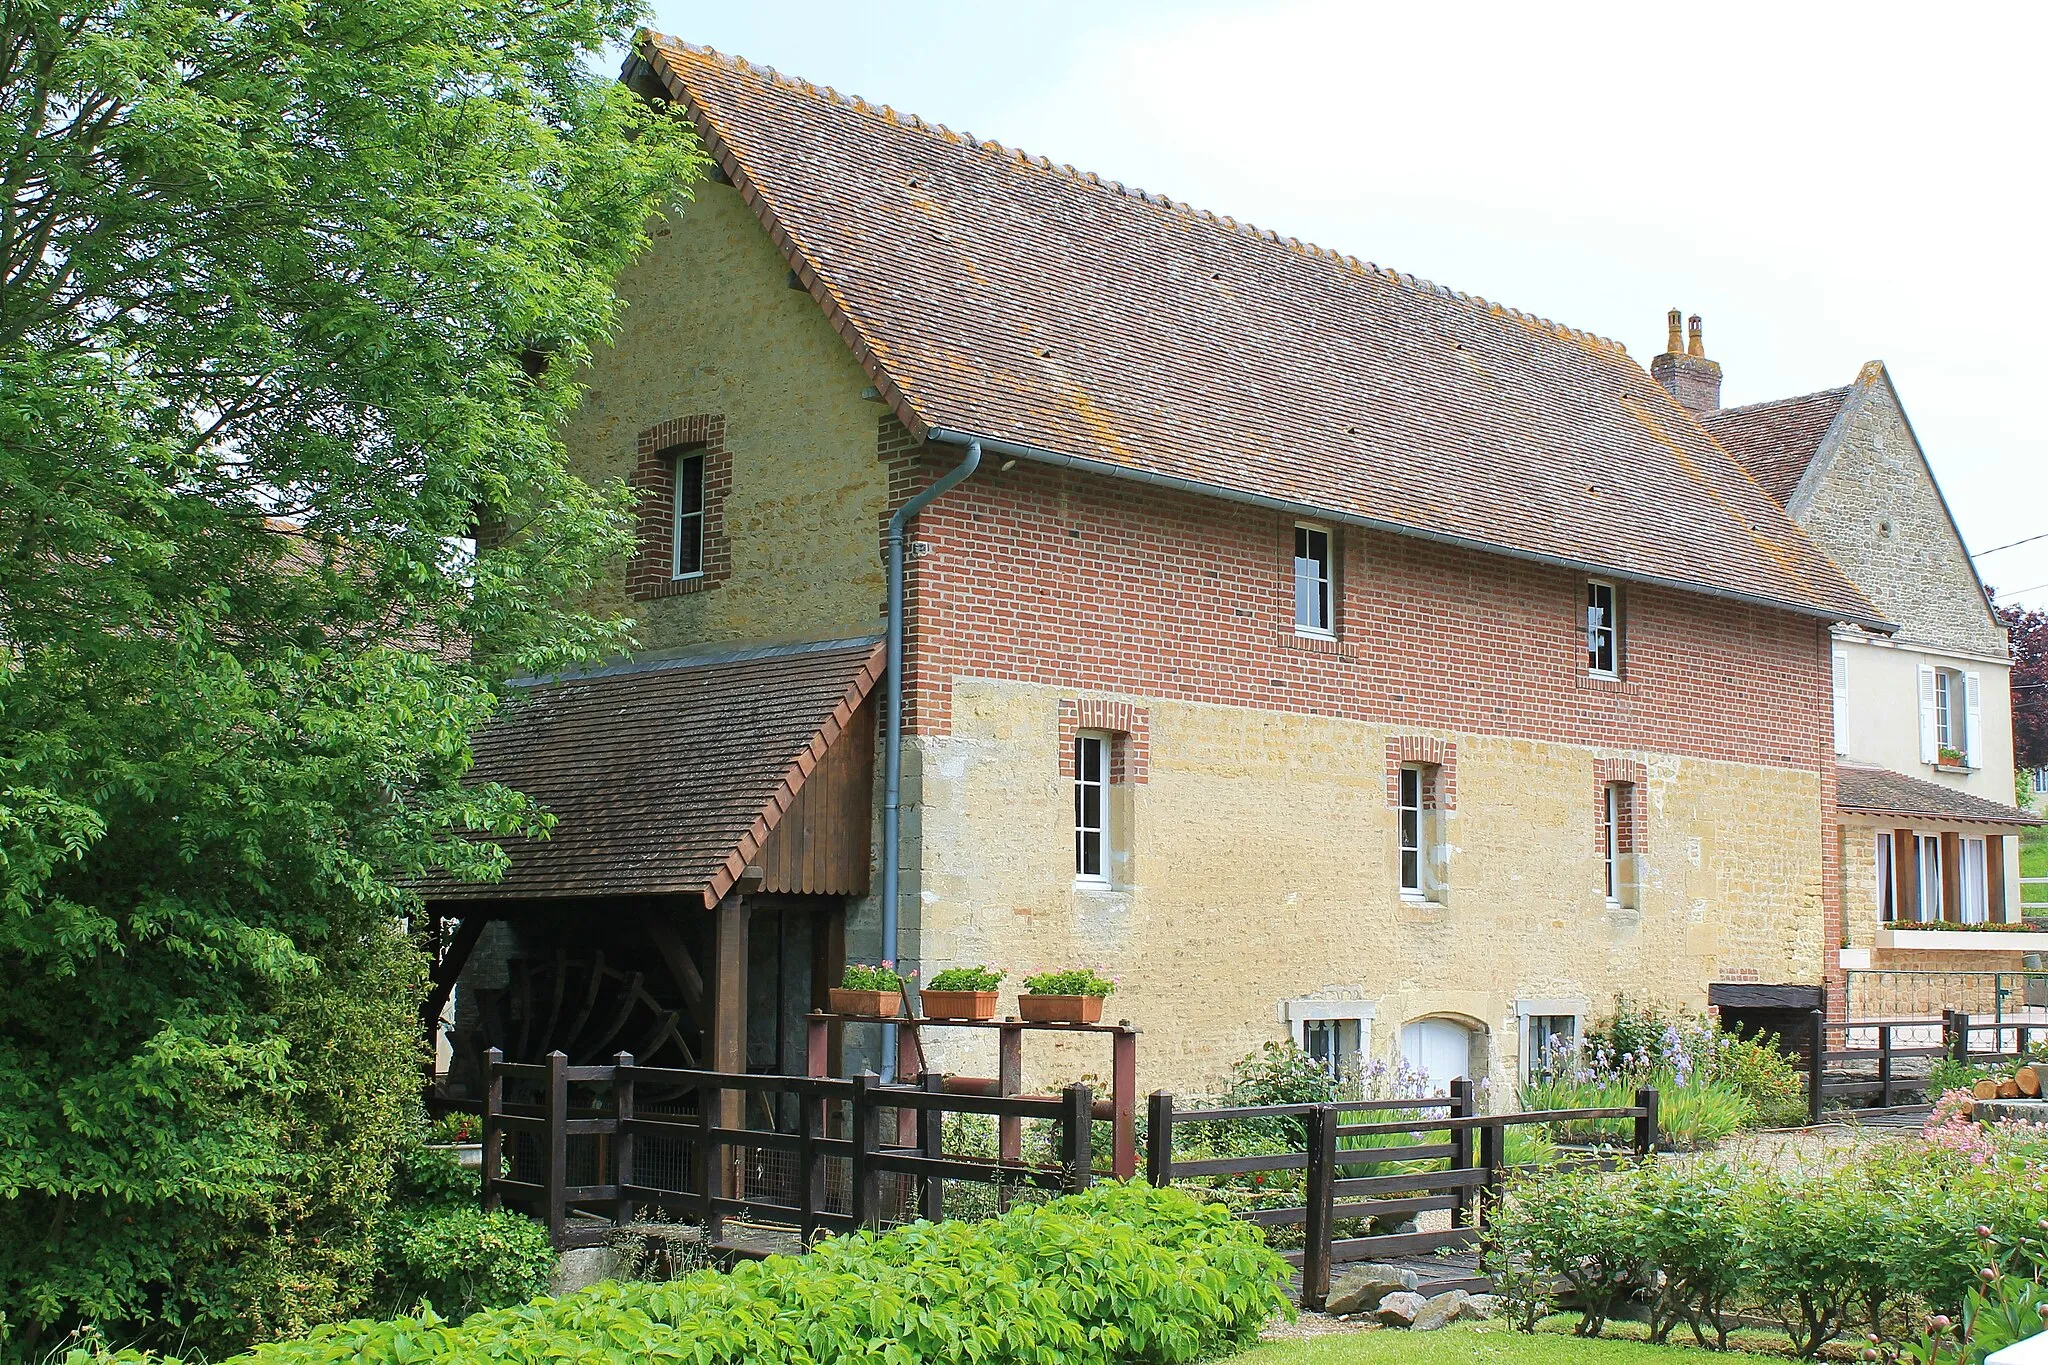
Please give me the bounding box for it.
[830,962,906,1019]
[921,965,1005,1021]
[1019,968,1116,1024]
[1938,744,1968,769]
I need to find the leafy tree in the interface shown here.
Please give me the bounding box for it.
[2001,601,2046,772]
[0,0,699,1352]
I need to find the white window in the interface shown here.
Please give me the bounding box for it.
[1916,835,1944,923]
[1524,1013,1579,1080]
[1919,665,1982,767]
[1832,647,1849,757]
[1601,783,1622,903]
[1876,831,1895,922]
[1073,732,1110,885]
[671,449,706,579]
[1586,579,1618,676]
[1301,1018,1362,1081]
[1293,524,1332,634]
[1398,765,1424,895]
[1961,836,1989,924]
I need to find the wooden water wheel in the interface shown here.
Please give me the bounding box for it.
[461,949,699,1075]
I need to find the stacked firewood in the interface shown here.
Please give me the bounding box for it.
[1969,1065,2044,1102]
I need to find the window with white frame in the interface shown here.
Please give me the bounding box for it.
[1601,783,1622,903]
[1585,579,1619,676]
[1916,834,1944,922]
[1282,1000,1373,1081]
[1293,524,1333,634]
[670,448,706,579]
[1073,731,1111,885]
[1876,831,1896,922]
[1524,1013,1579,1080]
[1919,665,1981,767]
[1398,765,1425,896]
[1961,836,1989,924]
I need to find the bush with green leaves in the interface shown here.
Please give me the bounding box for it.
[368,1142,555,1319]
[102,1183,1289,1365]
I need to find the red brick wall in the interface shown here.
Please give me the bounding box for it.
[889,447,1835,780]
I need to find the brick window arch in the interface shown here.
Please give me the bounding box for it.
[629,415,731,600]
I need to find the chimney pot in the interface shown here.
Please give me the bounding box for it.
[1687,314,1705,358]
[1651,309,1723,412]
[1666,308,1683,357]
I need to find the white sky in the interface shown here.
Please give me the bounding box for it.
[645,0,2048,609]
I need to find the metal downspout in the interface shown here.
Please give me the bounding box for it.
[881,437,981,1080]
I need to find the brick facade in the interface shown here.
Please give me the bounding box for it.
[1385,736,1458,810]
[1057,698,1151,784]
[628,414,732,601]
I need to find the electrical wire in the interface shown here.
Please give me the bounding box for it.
[1972,531,2048,559]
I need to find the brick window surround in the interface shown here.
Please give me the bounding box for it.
[1384,736,1457,809]
[1593,757,1647,852]
[629,415,731,600]
[1058,698,1150,783]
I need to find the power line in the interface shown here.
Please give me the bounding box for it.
[1973,531,2048,559]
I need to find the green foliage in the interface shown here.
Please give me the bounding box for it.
[1705,1033,1809,1129]
[103,1183,1290,1365]
[1484,1164,1647,1340]
[1022,968,1117,997]
[0,0,701,1353]
[840,962,905,991]
[370,1204,556,1321]
[925,965,1005,991]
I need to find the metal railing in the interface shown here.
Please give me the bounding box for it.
[1843,970,2048,1025]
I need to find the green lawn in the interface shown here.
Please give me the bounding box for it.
[2025,826,2047,913]
[1231,1323,1793,1363]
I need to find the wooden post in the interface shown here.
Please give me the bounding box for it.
[1807,1009,1826,1124]
[1877,1027,1895,1109]
[1145,1091,1175,1188]
[1300,1104,1336,1311]
[713,892,748,1198]
[1060,1083,1094,1191]
[895,1025,920,1148]
[1634,1087,1659,1158]
[1952,1011,1973,1064]
[918,1070,945,1223]
[1111,1026,1138,1181]
[1991,835,2009,922]
[694,1077,722,1242]
[1895,828,1918,921]
[1475,1119,1502,1229]
[613,1051,636,1227]
[1448,1078,1474,1227]
[545,1050,569,1249]
[798,1076,821,1243]
[481,1046,504,1212]
[851,1071,881,1230]
[997,1021,1023,1164]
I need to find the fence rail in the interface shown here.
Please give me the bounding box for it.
[481,1049,1097,1250]
[1145,1080,1658,1310]
[1809,1009,2048,1119]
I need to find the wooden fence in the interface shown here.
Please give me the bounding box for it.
[481,1049,1095,1250]
[1808,1010,2048,1120]
[1145,1080,1658,1310]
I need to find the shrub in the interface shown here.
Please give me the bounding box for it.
[1632,1161,1748,1348]
[1705,1032,1809,1128]
[370,1204,555,1319]
[1022,968,1115,996]
[116,1183,1289,1365]
[1483,1164,1645,1338]
[924,965,1003,991]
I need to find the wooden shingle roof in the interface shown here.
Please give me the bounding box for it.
[638,35,1885,631]
[429,637,885,906]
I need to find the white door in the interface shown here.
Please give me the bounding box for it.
[1401,1018,1473,1095]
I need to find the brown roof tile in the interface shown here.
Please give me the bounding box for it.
[1696,387,1851,505]
[1836,764,2041,826]
[428,637,885,905]
[638,36,1885,630]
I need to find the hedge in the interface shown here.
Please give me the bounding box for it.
[107,1182,1289,1365]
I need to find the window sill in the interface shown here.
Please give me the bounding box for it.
[1275,629,1357,661]
[1577,673,1641,697]
[1072,877,1114,893]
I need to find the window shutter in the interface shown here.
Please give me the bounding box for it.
[1831,649,1849,756]
[1964,671,1983,767]
[1917,665,1939,764]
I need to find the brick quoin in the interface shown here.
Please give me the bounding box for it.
[1057,698,1151,784]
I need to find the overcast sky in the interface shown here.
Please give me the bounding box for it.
[644,0,2048,612]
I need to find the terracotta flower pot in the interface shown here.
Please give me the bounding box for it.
[920,989,999,1021]
[1019,993,1105,1024]
[829,987,901,1019]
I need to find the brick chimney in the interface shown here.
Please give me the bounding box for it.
[1651,308,1722,412]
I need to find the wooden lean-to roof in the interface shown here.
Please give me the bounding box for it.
[634,34,1886,631]
[428,637,884,907]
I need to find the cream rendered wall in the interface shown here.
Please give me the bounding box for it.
[559,180,890,650]
[1837,635,2016,803]
[907,680,1824,1098]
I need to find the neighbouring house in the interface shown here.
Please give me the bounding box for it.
[424,35,1893,1101]
[1691,351,2043,1017]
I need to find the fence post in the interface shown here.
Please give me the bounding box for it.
[1111,1027,1138,1181]
[1633,1087,1659,1158]
[1806,1010,1826,1125]
[797,1079,821,1244]
[1475,1119,1502,1229]
[545,1050,569,1250]
[1877,1027,1894,1109]
[851,1071,881,1230]
[481,1047,504,1212]
[1145,1091,1175,1187]
[695,1076,722,1242]
[612,1051,635,1227]
[1301,1104,1336,1312]
[918,1071,945,1223]
[1061,1083,1095,1192]
[1952,1012,1973,1064]
[1448,1078,1474,1227]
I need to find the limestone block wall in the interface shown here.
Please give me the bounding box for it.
[557,180,889,650]
[906,678,1824,1098]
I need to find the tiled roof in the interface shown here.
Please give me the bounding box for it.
[637,36,1885,630]
[1836,764,2041,827]
[1696,387,1851,505]
[427,636,885,904]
